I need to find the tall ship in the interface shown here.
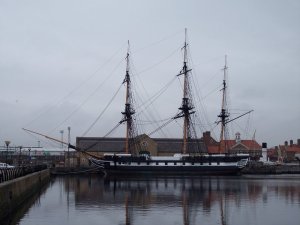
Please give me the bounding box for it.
[87,31,249,175]
[24,30,250,175]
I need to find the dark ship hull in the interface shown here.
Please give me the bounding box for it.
[90,154,249,176]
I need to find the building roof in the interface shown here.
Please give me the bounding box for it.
[224,140,261,150]
[76,136,207,154]
[201,131,261,153]
[278,144,300,153]
[77,137,126,153]
[267,139,300,158]
[206,140,261,154]
[155,138,207,153]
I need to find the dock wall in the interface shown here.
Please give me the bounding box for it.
[242,162,300,174]
[0,169,50,220]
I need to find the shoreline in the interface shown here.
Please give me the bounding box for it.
[49,162,300,175]
[241,162,300,174]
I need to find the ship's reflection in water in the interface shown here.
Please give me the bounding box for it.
[16,175,300,225]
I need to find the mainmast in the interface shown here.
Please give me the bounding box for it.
[174,29,195,154]
[120,41,135,154]
[218,55,229,152]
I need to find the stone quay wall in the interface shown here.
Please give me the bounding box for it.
[242,162,300,174]
[0,169,50,220]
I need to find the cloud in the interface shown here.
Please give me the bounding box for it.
[0,0,299,148]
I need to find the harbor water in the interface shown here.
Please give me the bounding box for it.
[3,174,300,225]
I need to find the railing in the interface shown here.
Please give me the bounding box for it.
[0,165,47,183]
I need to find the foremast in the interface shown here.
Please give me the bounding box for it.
[174,29,195,154]
[120,41,136,154]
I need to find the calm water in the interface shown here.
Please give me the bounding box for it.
[5,174,300,225]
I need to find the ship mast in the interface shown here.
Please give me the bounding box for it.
[174,29,195,154]
[218,55,229,153]
[216,56,254,153]
[120,41,135,154]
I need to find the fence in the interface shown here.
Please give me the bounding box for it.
[0,165,47,183]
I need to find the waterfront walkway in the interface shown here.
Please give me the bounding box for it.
[0,165,47,183]
[0,166,50,220]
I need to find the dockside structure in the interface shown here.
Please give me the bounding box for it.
[76,132,261,166]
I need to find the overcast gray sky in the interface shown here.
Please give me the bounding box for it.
[0,0,299,148]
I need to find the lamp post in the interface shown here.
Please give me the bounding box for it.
[60,130,64,148]
[19,146,22,166]
[28,148,31,164]
[5,141,10,167]
[60,130,64,167]
[68,126,71,168]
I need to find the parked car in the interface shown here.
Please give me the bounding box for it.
[0,162,15,168]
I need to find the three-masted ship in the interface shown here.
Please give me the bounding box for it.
[89,31,249,175]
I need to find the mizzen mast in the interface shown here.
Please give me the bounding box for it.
[174,29,195,154]
[120,41,136,154]
[218,55,229,152]
[216,56,254,153]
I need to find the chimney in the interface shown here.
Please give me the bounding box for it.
[284,141,288,146]
[261,142,267,162]
[298,139,300,146]
[203,131,211,140]
[235,132,241,143]
[290,140,293,147]
[203,131,211,138]
[203,131,211,145]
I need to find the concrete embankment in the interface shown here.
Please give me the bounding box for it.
[50,166,102,175]
[242,162,300,174]
[0,169,50,220]
[50,164,300,176]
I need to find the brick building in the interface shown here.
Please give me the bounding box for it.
[201,131,261,159]
[268,139,300,162]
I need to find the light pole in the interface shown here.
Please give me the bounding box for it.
[28,148,31,164]
[19,146,22,166]
[60,130,64,167]
[5,141,10,167]
[68,126,71,168]
[60,130,64,148]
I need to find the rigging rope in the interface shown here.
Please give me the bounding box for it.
[130,43,182,138]
[24,129,59,148]
[133,29,183,54]
[188,56,219,138]
[148,116,176,136]
[81,83,123,137]
[137,118,171,123]
[103,122,122,138]
[24,43,127,129]
[135,46,181,76]
[133,75,177,138]
[48,57,125,135]
[136,76,177,113]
